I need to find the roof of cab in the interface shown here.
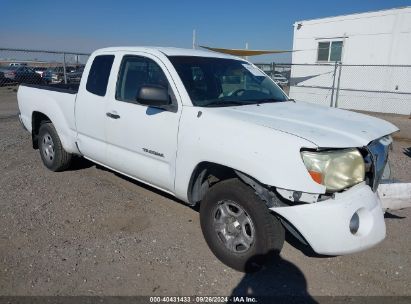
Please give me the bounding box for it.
[94,46,243,60]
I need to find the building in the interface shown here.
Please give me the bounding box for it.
[289,7,411,115]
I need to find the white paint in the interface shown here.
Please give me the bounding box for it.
[272,183,386,255]
[17,46,400,257]
[103,51,181,192]
[290,7,411,115]
[75,52,112,164]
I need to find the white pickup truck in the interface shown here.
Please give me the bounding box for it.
[18,47,399,272]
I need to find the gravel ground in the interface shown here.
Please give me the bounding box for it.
[0,86,410,297]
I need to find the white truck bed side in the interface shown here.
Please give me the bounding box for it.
[17,85,80,154]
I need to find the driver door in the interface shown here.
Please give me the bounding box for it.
[105,53,182,193]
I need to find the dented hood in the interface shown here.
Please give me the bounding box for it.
[219,101,399,148]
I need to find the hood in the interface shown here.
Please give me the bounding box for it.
[214,101,398,148]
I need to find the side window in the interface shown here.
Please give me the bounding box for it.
[317,42,330,61]
[86,55,114,96]
[329,41,343,61]
[116,56,169,102]
[317,41,343,62]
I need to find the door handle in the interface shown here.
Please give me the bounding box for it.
[106,112,120,119]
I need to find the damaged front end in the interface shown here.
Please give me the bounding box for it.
[276,135,393,204]
[238,135,410,255]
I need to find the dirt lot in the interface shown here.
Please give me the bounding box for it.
[0,85,410,298]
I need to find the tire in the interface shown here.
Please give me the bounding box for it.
[38,123,72,171]
[200,178,285,272]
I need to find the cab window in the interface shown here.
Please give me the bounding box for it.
[86,55,115,97]
[116,55,169,102]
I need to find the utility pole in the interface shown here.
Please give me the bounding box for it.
[192,29,196,49]
[334,62,343,108]
[245,42,249,61]
[330,61,338,107]
[62,53,67,84]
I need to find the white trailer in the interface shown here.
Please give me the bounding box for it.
[289,7,411,115]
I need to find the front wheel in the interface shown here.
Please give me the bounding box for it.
[200,178,285,272]
[38,123,72,171]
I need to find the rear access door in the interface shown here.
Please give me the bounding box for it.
[75,54,115,164]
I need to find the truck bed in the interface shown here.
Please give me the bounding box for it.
[21,83,80,94]
[18,82,79,154]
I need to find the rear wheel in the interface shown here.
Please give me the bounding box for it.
[38,123,72,171]
[200,178,285,272]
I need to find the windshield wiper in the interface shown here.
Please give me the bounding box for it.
[247,98,285,104]
[202,100,252,107]
[202,97,287,107]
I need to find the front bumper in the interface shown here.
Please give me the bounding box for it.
[271,183,386,255]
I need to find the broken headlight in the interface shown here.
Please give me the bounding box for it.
[301,148,365,192]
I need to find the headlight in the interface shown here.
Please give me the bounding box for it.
[301,148,365,192]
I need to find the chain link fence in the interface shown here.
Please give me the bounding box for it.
[1,48,410,115]
[0,48,90,86]
[255,62,411,115]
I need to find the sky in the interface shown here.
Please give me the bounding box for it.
[1,0,410,63]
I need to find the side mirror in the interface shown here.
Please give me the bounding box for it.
[136,85,171,108]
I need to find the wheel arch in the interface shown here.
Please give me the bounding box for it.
[187,161,237,206]
[30,109,79,155]
[187,161,285,207]
[31,111,52,149]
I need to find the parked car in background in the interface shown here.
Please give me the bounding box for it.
[33,67,48,77]
[0,69,7,85]
[42,68,58,84]
[9,62,28,67]
[43,66,76,84]
[272,73,289,86]
[66,65,85,83]
[0,66,43,84]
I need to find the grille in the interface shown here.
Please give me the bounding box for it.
[366,136,392,191]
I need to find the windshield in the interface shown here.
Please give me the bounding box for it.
[168,56,288,107]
